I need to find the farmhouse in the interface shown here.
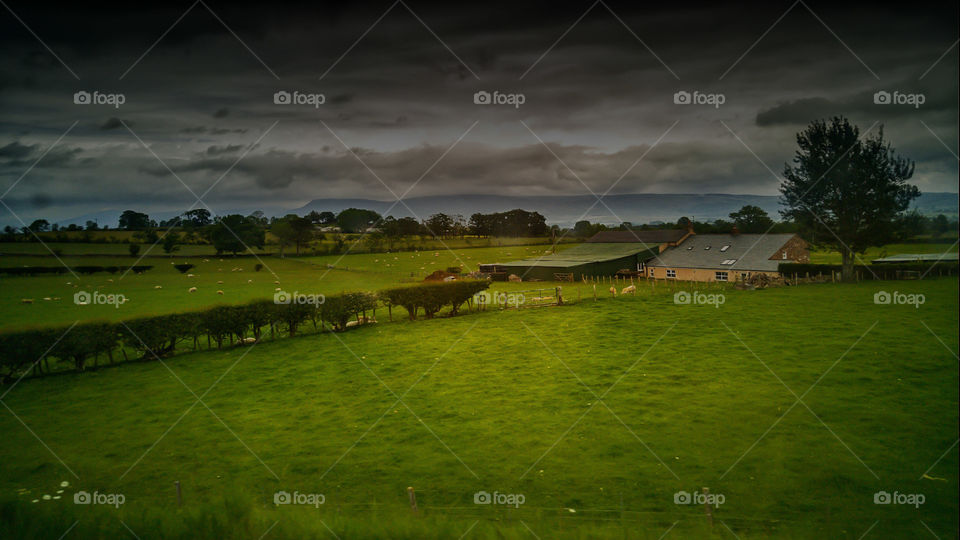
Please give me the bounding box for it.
[645,232,809,282]
[479,229,690,281]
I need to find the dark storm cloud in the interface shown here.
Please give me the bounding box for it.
[99,117,127,130]
[0,0,955,223]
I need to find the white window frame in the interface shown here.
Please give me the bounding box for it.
[666,269,676,278]
[715,271,728,282]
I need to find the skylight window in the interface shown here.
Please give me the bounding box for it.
[687,246,694,250]
[704,246,711,250]
[720,245,730,252]
[721,259,737,265]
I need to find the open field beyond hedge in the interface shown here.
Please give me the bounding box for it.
[0,276,956,538]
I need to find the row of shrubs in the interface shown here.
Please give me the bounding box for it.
[0,265,154,276]
[0,280,491,381]
[779,261,958,278]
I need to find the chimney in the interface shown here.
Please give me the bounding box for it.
[731,225,740,235]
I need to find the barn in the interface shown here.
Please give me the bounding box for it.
[480,229,690,281]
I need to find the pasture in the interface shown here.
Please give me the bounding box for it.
[0,274,957,538]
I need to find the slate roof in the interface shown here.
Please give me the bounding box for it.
[586,229,689,244]
[646,234,798,272]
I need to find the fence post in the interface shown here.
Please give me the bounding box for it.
[175,480,182,507]
[702,487,713,529]
[407,486,418,514]
[593,283,597,301]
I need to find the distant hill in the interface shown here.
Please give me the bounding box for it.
[293,192,958,227]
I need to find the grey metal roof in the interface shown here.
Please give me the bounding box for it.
[587,229,689,244]
[646,234,798,272]
[494,243,659,268]
[871,253,958,263]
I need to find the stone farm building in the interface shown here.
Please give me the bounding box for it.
[481,228,808,282]
[645,232,809,282]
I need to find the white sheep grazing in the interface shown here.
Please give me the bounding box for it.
[187,273,195,277]
[155,285,162,289]
[621,285,636,295]
[609,286,617,297]
[275,287,281,292]
[247,279,253,284]
[188,287,197,293]
[21,298,34,304]
[242,337,256,344]
[216,290,224,295]
[217,280,224,284]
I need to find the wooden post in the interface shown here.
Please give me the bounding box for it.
[175,480,182,507]
[593,283,597,301]
[702,487,713,529]
[407,486,418,513]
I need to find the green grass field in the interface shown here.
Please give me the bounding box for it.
[808,242,958,264]
[0,245,575,330]
[0,276,957,538]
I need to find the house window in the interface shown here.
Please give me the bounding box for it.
[782,251,788,260]
[740,272,749,280]
[666,269,676,278]
[715,271,728,281]
[649,268,656,277]
[720,245,730,252]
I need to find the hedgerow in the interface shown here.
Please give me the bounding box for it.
[0,279,493,380]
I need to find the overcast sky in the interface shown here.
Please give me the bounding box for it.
[1,0,957,223]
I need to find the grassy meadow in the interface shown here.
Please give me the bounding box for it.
[0,268,957,538]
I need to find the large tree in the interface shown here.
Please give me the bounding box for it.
[336,208,381,233]
[780,117,918,281]
[206,214,265,255]
[271,214,314,256]
[118,210,152,230]
[729,205,774,233]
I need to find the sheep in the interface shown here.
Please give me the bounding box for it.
[154,285,162,289]
[609,286,617,297]
[21,299,34,304]
[247,279,253,284]
[188,287,197,293]
[216,290,224,295]
[187,273,195,277]
[275,287,282,292]
[217,280,224,284]
[621,285,636,295]
[242,337,257,344]
[43,297,52,301]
